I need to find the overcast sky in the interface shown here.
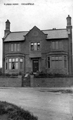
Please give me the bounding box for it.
[0,0,73,67]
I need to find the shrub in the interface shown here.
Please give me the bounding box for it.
[0,104,7,115]
[0,101,38,120]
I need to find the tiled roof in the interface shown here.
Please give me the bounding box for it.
[4,31,28,42]
[4,28,68,42]
[43,29,68,39]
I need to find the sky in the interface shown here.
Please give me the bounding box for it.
[0,0,73,67]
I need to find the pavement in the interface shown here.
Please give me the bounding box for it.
[0,87,73,120]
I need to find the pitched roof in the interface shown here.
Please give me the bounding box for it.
[43,29,68,39]
[4,31,28,42]
[4,28,68,42]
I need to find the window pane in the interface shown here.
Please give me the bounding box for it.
[55,57,58,60]
[31,43,34,50]
[52,42,55,49]
[31,43,33,45]
[20,62,23,69]
[12,59,15,62]
[11,44,13,51]
[52,57,55,60]
[48,57,50,68]
[15,63,18,69]
[58,56,62,60]
[31,45,34,50]
[20,58,23,62]
[9,59,11,62]
[64,56,67,68]
[56,42,58,49]
[12,62,15,69]
[9,63,11,69]
[16,58,18,62]
[34,43,37,50]
[37,42,40,50]
[14,44,16,51]
[64,56,66,60]
[6,62,7,70]
[37,42,40,45]
[17,44,20,51]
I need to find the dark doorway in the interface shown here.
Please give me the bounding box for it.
[33,59,39,72]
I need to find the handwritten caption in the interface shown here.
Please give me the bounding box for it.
[4,3,34,5]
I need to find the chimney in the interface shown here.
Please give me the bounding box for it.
[66,15,72,34]
[66,15,72,75]
[4,19,10,37]
[66,15,71,26]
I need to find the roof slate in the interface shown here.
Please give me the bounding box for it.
[4,28,68,42]
[43,29,68,39]
[4,31,28,42]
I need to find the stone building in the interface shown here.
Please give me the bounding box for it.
[2,15,72,75]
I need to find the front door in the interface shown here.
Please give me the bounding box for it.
[33,59,39,72]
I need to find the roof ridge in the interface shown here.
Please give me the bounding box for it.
[10,31,28,33]
[9,28,67,33]
[42,28,67,31]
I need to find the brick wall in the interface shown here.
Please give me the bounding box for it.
[30,77,73,87]
[0,76,22,87]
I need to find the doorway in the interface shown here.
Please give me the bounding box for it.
[32,59,39,72]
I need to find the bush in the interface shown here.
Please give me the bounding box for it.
[0,101,38,120]
[0,104,7,115]
[34,71,69,78]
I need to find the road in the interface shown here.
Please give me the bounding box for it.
[0,87,72,120]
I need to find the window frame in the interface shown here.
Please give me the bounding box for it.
[20,58,23,69]
[64,56,67,68]
[31,42,40,51]
[48,57,50,68]
[8,58,19,70]
[52,41,63,50]
[10,43,20,52]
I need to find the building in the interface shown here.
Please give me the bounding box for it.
[2,15,72,75]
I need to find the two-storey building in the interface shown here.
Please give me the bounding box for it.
[2,15,72,75]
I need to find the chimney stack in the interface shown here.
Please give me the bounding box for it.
[4,19,10,37]
[66,15,72,34]
[66,15,71,27]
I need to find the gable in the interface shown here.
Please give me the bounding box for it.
[25,26,45,38]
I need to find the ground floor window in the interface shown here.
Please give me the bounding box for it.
[64,56,67,68]
[5,59,8,70]
[20,58,23,69]
[48,57,50,68]
[9,58,19,70]
[5,57,23,70]
[51,56,62,69]
[48,55,67,70]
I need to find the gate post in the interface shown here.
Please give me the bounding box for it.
[21,75,24,87]
[30,74,34,87]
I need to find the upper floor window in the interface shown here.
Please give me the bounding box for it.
[10,43,20,52]
[31,42,40,51]
[52,41,63,50]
